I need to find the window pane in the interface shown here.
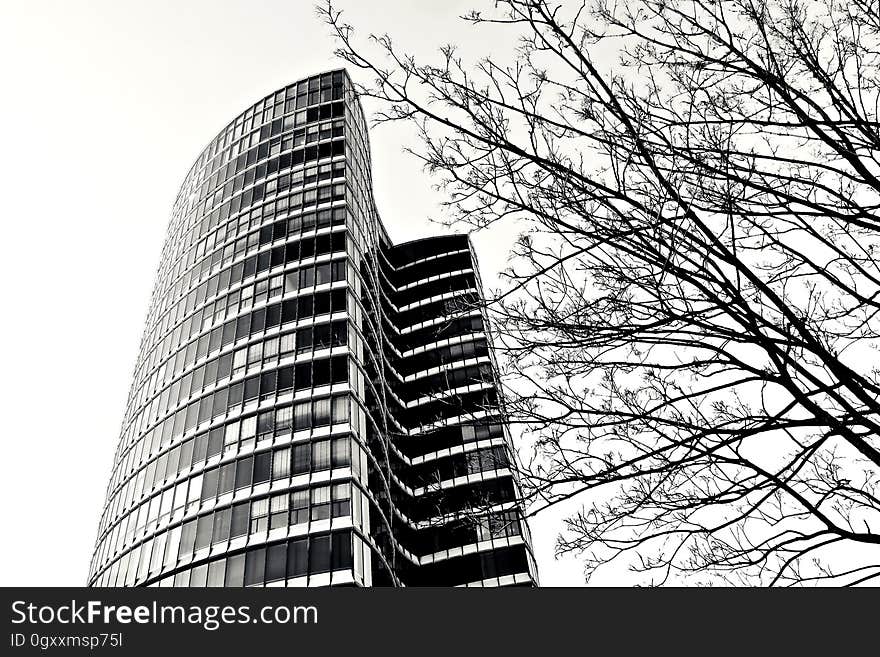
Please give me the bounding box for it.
[194,514,213,551]
[332,533,352,570]
[331,396,348,424]
[332,484,350,517]
[291,489,309,524]
[207,559,226,587]
[276,406,293,432]
[254,452,271,483]
[313,398,331,426]
[200,468,219,501]
[225,553,245,586]
[294,401,311,430]
[212,507,231,543]
[266,542,287,582]
[293,444,311,475]
[235,457,253,489]
[244,547,266,586]
[331,437,350,468]
[309,535,330,573]
[270,448,289,479]
[312,440,330,471]
[179,519,197,558]
[311,485,330,521]
[230,503,249,538]
[218,463,235,494]
[288,539,308,577]
[190,563,208,587]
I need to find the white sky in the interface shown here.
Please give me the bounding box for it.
[0,0,585,586]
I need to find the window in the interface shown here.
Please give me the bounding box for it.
[218,462,235,495]
[272,448,290,480]
[312,440,330,471]
[294,401,310,430]
[179,440,194,473]
[224,422,240,452]
[284,272,298,294]
[275,406,292,432]
[313,323,331,349]
[331,483,350,518]
[244,547,265,586]
[190,563,208,587]
[266,542,287,583]
[288,539,308,577]
[331,437,350,468]
[206,559,226,588]
[174,481,187,511]
[294,363,311,390]
[484,446,508,471]
[278,366,294,392]
[260,371,276,399]
[192,433,208,465]
[331,320,346,346]
[212,507,231,544]
[296,327,313,354]
[232,348,247,375]
[227,382,243,409]
[280,332,296,357]
[244,376,259,401]
[331,355,348,384]
[293,443,311,475]
[309,535,330,573]
[200,468,218,502]
[159,489,173,519]
[332,396,348,424]
[241,415,257,441]
[234,457,252,489]
[149,532,166,576]
[194,514,213,551]
[225,553,245,586]
[291,489,309,524]
[247,343,262,367]
[212,388,228,418]
[257,410,274,438]
[269,275,283,299]
[315,263,332,285]
[250,498,268,534]
[331,532,352,570]
[489,511,521,539]
[313,359,330,386]
[299,267,314,288]
[164,525,181,569]
[206,429,223,459]
[253,451,271,484]
[269,494,289,530]
[310,485,330,521]
[230,502,249,538]
[313,398,331,426]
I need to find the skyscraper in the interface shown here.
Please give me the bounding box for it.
[88,70,538,587]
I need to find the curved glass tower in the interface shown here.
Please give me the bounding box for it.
[88,70,538,587]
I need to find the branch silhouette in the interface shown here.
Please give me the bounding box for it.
[323,0,880,585]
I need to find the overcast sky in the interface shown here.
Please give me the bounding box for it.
[0,0,586,586]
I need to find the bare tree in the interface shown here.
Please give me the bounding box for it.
[322,0,880,585]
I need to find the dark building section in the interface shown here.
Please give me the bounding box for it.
[88,70,537,587]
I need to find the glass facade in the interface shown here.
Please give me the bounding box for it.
[88,70,538,587]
